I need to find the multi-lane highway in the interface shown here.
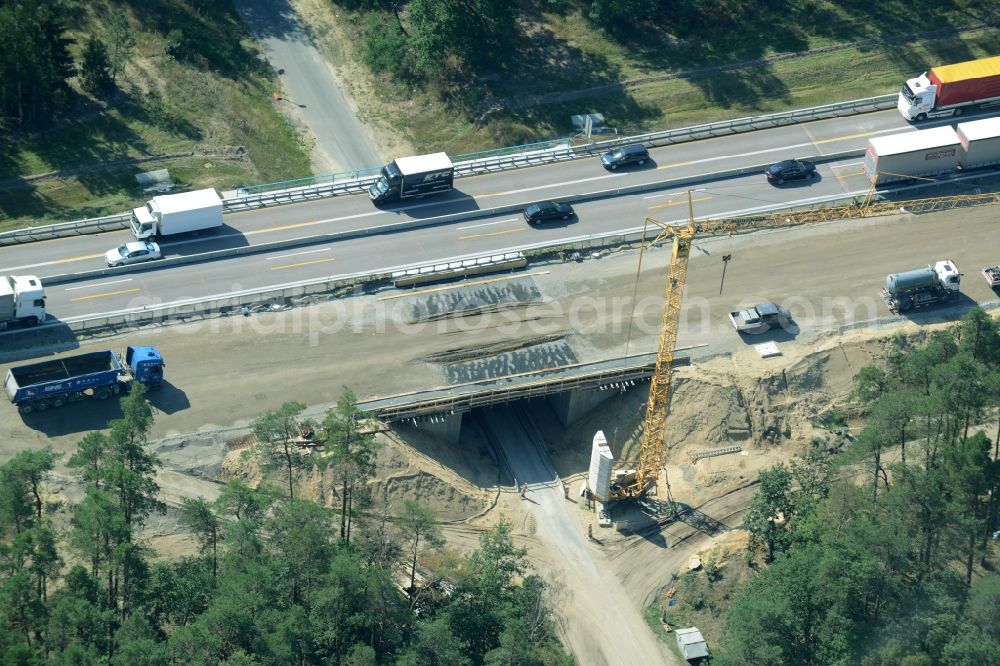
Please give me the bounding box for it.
[0,108,975,320]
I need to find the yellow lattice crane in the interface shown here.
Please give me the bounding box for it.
[606,189,1000,508]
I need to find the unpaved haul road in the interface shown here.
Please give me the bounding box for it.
[481,405,679,666]
[235,0,381,173]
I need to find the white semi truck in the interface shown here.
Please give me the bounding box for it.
[131,188,224,240]
[881,260,961,313]
[897,55,1000,121]
[0,275,46,329]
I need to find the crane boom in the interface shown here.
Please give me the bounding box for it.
[603,189,1000,508]
[609,217,696,502]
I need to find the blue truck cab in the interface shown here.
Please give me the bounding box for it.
[125,345,164,389]
[6,345,165,414]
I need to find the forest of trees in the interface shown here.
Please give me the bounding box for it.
[712,308,1000,665]
[0,0,140,129]
[0,386,569,664]
[347,0,738,91]
[0,0,692,130]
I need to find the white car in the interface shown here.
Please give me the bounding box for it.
[106,241,161,267]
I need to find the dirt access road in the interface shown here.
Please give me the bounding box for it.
[482,405,679,664]
[235,0,382,173]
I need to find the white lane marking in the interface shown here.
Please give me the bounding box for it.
[490,173,629,197]
[829,161,864,168]
[266,247,332,260]
[64,278,134,291]
[456,218,519,230]
[495,127,910,199]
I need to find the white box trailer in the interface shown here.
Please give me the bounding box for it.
[864,126,962,183]
[957,116,1000,169]
[131,188,224,240]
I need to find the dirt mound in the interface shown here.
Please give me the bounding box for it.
[220,426,495,523]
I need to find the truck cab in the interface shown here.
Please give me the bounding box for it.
[368,162,402,204]
[0,275,46,328]
[131,204,159,240]
[124,345,165,389]
[934,259,961,292]
[898,73,936,121]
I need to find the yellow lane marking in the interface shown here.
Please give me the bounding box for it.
[655,161,692,170]
[61,252,107,264]
[814,130,879,144]
[835,170,865,178]
[248,219,324,235]
[271,257,337,271]
[70,288,140,302]
[458,227,524,240]
[648,195,712,211]
[378,271,552,300]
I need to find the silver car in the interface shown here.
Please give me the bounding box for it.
[106,241,161,267]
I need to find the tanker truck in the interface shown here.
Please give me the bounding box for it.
[897,55,1000,121]
[881,259,961,313]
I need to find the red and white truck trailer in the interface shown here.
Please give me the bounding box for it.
[897,55,1000,121]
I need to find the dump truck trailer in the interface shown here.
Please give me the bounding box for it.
[5,346,165,415]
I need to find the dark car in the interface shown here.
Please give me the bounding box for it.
[765,159,817,184]
[600,144,650,170]
[523,201,575,225]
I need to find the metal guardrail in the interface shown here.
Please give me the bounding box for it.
[234,137,576,197]
[582,94,898,152]
[0,95,898,245]
[234,166,382,197]
[392,252,527,287]
[0,212,132,245]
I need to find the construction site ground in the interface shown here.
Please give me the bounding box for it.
[2,204,999,665]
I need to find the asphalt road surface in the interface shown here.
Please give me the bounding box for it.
[235,0,381,173]
[9,109,992,321]
[3,106,927,279]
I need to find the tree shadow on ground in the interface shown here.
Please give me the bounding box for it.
[0,184,56,222]
[131,0,270,78]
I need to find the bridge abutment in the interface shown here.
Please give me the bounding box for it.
[548,388,616,427]
[417,412,464,444]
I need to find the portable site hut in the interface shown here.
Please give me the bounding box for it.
[675,626,709,662]
[956,116,1000,169]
